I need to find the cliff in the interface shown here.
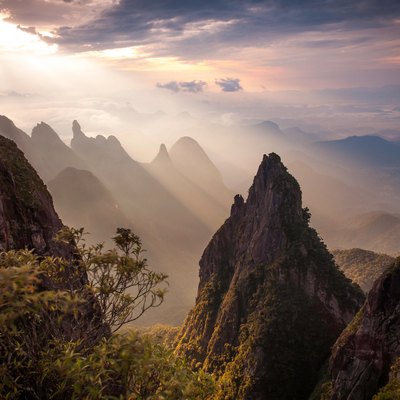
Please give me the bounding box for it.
[176,153,364,400]
[0,135,69,256]
[328,257,400,399]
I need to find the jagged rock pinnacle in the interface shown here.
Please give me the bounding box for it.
[72,120,85,139]
[31,122,60,142]
[176,153,364,400]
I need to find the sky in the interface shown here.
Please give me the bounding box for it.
[0,0,399,158]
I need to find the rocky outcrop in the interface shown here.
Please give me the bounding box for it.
[0,135,69,256]
[176,153,364,400]
[31,122,87,181]
[0,116,86,182]
[329,257,400,400]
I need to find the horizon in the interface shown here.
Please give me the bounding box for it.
[0,0,399,161]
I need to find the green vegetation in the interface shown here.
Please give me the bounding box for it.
[0,228,215,399]
[135,324,181,348]
[176,193,364,399]
[0,136,47,209]
[333,248,394,292]
[373,358,400,400]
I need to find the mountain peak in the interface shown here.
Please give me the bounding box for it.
[31,122,63,144]
[0,115,15,131]
[170,136,223,183]
[151,143,172,167]
[107,135,121,147]
[72,120,86,139]
[176,153,363,399]
[247,152,300,220]
[173,136,199,147]
[0,115,31,146]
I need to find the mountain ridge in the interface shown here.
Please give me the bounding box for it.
[176,153,364,400]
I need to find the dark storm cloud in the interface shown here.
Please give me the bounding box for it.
[157,80,207,93]
[215,78,243,92]
[38,0,400,55]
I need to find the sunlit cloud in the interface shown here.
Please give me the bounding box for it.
[0,12,57,55]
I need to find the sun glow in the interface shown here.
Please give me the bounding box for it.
[0,12,57,55]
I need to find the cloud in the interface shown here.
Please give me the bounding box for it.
[157,80,206,93]
[157,81,180,92]
[215,78,242,92]
[2,0,400,92]
[0,0,113,27]
[16,25,37,35]
[11,0,396,57]
[16,24,47,40]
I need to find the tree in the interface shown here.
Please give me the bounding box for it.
[57,227,167,333]
[0,229,215,399]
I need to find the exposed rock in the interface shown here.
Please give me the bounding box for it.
[0,135,70,257]
[176,153,364,400]
[31,122,87,180]
[0,116,86,182]
[329,258,400,400]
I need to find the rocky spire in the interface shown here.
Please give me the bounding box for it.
[176,153,364,400]
[72,120,85,139]
[151,143,173,167]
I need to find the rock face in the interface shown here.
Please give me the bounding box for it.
[176,153,364,400]
[31,122,87,181]
[329,257,400,400]
[0,115,86,182]
[0,135,68,256]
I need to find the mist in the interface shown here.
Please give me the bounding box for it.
[1,107,400,324]
[1,0,400,325]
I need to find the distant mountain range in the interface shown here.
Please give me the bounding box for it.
[48,167,130,244]
[325,211,400,255]
[0,115,232,324]
[1,114,400,321]
[315,135,400,167]
[333,248,394,292]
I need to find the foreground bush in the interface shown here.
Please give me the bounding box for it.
[0,229,215,399]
